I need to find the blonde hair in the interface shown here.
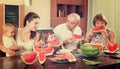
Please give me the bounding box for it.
[2,23,16,33]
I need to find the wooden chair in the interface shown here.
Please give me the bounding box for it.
[0,42,6,57]
[0,50,6,57]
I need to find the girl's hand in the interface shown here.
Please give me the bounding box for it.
[38,40,45,46]
[19,46,23,50]
[101,30,108,40]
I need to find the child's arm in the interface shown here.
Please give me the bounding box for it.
[0,44,18,57]
[9,46,23,51]
[2,36,23,51]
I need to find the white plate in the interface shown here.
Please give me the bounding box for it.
[59,49,73,52]
[56,49,73,54]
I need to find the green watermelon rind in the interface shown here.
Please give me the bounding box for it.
[82,59,101,66]
[86,43,103,52]
[80,44,100,57]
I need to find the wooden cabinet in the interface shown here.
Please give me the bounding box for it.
[0,4,24,42]
[50,0,88,33]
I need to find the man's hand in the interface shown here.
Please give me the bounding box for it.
[64,37,75,45]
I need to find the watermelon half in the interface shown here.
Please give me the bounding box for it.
[80,43,100,57]
[92,26,105,32]
[72,34,84,40]
[38,50,46,64]
[21,52,37,65]
[107,42,118,53]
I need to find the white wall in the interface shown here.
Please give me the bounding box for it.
[88,0,120,45]
[0,0,23,5]
[25,0,50,28]
[0,0,50,28]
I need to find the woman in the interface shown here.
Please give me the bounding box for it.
[84,14,116,50]
[16,12,40,54]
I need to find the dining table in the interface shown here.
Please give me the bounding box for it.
[0,52,120,69]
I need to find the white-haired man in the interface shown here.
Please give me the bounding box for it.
[53,13,82,51]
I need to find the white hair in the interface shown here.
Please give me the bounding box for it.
[67,13,81,21]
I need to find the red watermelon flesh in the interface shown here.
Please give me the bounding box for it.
[72,34,84,40]
[38,50,46,64]
[107,42,118,53]
[21,52,37,65]
[44,45,54,56]
[64,52,76,62]
[47,38,61,47]
[33,45,54,56]
[92,26,105,32]
[86,43,103,51]
[54,54,66,59]
[33,45,41,52]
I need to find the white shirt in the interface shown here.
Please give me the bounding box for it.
[2,36,17,56]
[16,28,34,54]
[53,23,82,50]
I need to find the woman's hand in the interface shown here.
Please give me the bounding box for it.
[8,50,18,57]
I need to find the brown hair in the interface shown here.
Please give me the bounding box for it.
[24,12,40,39]
[93,14,108,26]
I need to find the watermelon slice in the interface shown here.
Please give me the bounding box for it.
[38,50,46,64]
[33,45,54,56]
[92,26,105,32]
[86,43,103,52]
[54,54,66,59]
[44,45,54,56]
[64,52,76,62]
[72,34,84,40]
[107,42,119,53]
[21,52,37,65]
[33,45,41,52]
[47,38,61,47]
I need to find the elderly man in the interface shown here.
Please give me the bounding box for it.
[53,13,82,51]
